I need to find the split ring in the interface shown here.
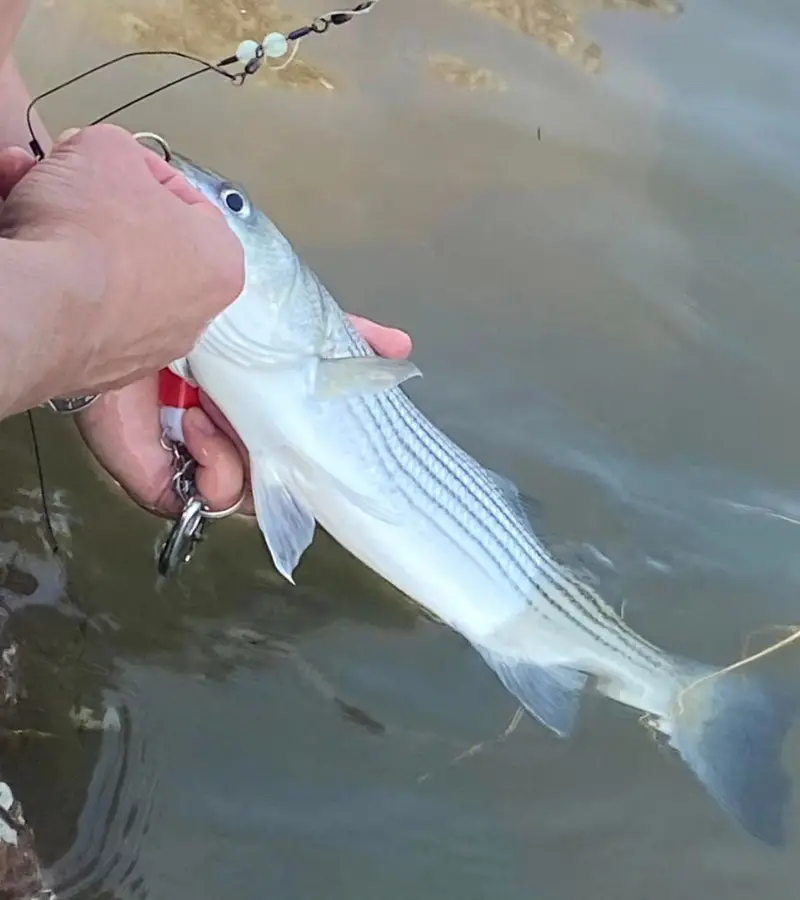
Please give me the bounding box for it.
[201,487,248,520]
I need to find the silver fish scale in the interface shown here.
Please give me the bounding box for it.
[306,274,670,672]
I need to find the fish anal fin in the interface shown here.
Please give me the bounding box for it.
[475,644,588,738]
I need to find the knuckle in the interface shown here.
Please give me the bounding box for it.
[89,123,129,142]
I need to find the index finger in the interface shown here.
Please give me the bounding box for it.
[52,125,210,207]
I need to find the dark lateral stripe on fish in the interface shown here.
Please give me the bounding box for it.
[357,385,664,668]
[331,320,668,672]
[353,360,668,670]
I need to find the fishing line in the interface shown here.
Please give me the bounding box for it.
[25,410,61,558]
[675,626,800,716]
[24,0,385,160]
[25,407,91,632]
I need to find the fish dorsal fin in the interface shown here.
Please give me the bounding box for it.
[486,468,543,528]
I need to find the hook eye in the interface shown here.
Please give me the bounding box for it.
[133,131,172,162]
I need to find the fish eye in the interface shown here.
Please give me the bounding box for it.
[220,186,248,216]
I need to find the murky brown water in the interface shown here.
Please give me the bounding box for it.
[4,0,800,896]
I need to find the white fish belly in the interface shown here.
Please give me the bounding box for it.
[192,348,680,717]
[309,491,527,640]
[191,354,533,641]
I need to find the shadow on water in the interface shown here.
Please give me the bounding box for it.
[4,0,800,897]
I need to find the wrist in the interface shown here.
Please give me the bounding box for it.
[0,233,104,418]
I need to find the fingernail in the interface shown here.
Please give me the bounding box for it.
[56,127,80,143]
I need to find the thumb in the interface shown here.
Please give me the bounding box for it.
[181,406,252,514]
[142,149,210,207]
[0,146,36,200]
[348,315,413,359]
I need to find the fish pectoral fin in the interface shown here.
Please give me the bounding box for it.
[474,644,588,738]
[252,466,316,584]
[314,357,422,400]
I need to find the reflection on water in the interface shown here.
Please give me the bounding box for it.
[427,54,508,91]
[449,0,682,72]
[5,0,800,895]
[102,0,336,90]
[87,0,685,83]
[47,699,156,900]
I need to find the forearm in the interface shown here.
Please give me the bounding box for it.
[0,0,51,153]
[0,0,48,147]
[0,10,60,419]
[0,2,28,73]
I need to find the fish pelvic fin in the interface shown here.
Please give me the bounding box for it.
[667,665,798,847]
[473,643,588,738]
[250,442,407,584]
[252,462,316,584]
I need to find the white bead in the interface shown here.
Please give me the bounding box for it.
[263,31,289,58]
[236,39,261,63]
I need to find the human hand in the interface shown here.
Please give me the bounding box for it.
[0,124,244,408]
[77,317,413,516]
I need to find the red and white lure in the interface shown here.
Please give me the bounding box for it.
[158,367,200,445]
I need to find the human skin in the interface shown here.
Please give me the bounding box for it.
[0,3,412,516]
[0,125,248,410]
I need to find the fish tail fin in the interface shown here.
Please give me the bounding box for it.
[667,664,798,847]
[473,643,589,738]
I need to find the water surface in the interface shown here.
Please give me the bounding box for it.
[4,0,800,896]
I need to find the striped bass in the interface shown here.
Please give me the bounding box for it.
[168,150,796,847]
